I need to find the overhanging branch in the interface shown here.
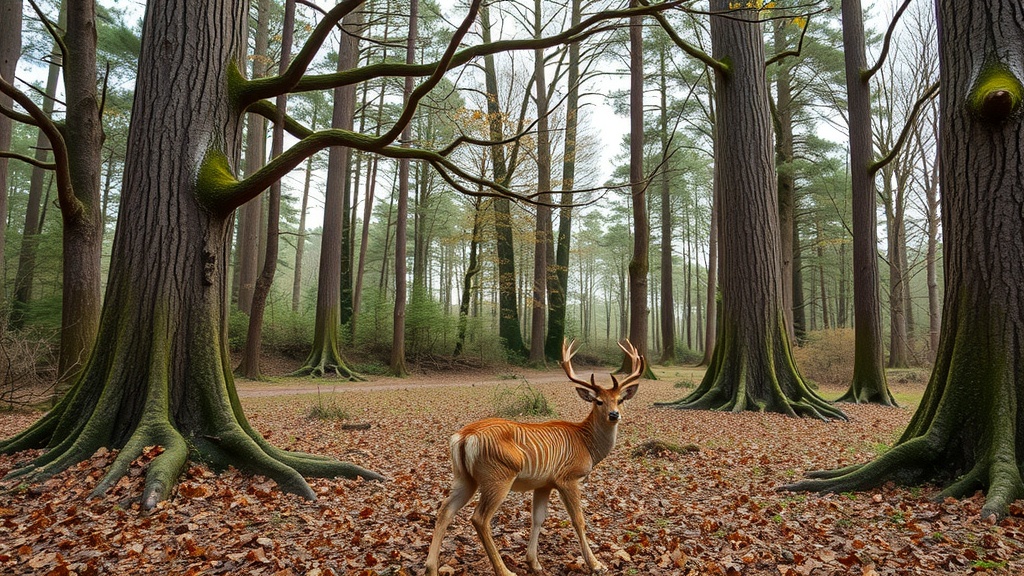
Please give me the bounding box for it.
[0,151,57,170]
[863,0,913,81]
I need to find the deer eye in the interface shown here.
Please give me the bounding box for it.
[594,399,604,405]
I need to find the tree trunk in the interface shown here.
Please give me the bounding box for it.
[454,199,483,356]
[1,0,380,508]
[528,0,551,365]
[884,166,911,369]
[699,166,718,367]
[543,0,581,361]
[0,0,21,289]
[10,3,63,329]
[837,0,896,405]
[293,11,361,378]
[237,0,295,380]
[624,5,653,377]
[658,46,676,365]
[481,3,527,361]
[773,20,797,345]
[235,0,271,314]
[658,2,842,419]
[292,152,314,313]
[390,0,417,376]
[787,0,1024,519]
[58,0,105,381]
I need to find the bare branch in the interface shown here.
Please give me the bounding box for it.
[765,14,813,68]
[0,102,37,126]
[863,0,913,81]
[639,0,725,73]
[870,81,939,176]
[27,0,69,73]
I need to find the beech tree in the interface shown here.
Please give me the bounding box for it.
[0,0,677,506]
[787,0,1024,520]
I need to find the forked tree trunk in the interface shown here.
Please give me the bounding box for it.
[658,1,842,420]
[788,0,1024,520]
[0,0,380,508]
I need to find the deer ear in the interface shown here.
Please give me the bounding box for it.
[575,387,598,403]
[620,383,639,402]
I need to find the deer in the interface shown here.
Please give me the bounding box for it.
[424,339,645,576]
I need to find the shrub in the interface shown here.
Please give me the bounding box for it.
[0,322,59,410]
[793,328,856,387]
[492,380,555,418]
[306,389,350,421]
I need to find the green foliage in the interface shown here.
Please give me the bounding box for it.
[228,304,315,358]
[492,380,554,418]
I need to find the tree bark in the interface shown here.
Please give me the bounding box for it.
[773,20,797,345]
[528,0,551,365]
[787,0,1024,519]
[390,0,417,377]
[658,46,676,364]
[543,0,582,362]
[293,10,362,378]
[1,0,380,508]
[235,0,271,314]
[0,0,21,289]
[837,0,896,405]
[658,2,842,419]
[10,3,63,329]
[237,0,295,380]
[481,2,527,361]
[624,4,653,377]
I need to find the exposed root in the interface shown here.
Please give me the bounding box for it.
[781,437,938,497]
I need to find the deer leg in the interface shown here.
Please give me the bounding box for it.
[556,482,606,573]
[527,488,551,572]
[471,476,517,576]
[425,476,478,576]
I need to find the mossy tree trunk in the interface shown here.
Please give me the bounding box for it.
[1,0,381,509]
[786,0,1024,520]
[657,2,842,420]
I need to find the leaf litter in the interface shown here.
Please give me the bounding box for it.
[1,369,1022,575]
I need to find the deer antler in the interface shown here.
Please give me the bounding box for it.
[610,339,644,391]
[561,339,599,391]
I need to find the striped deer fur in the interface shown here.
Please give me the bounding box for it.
[425,340,645,576]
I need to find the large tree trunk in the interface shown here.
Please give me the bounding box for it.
[837,0,896,405]
[0,0,21,288]
[787,0,1024,519]
[293,11,362,378]
[658,2,841,420]
[0,0,380,508]
[235,0,271,314]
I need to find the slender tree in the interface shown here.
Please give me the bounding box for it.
[235,0,271,314]
[390,0,417,377]
[0,0,21,286]
[528,0,552,364]
[787,0,1024,520]
[237,0,295,380]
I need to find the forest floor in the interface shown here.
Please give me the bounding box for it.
[1,363,1023,576]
